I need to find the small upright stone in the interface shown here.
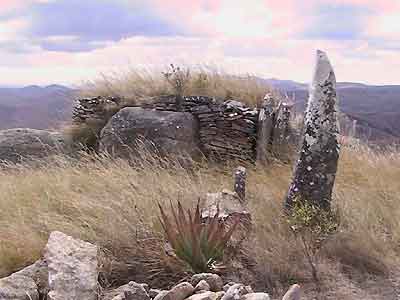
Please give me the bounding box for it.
[285,50,340,210]
[234,166,246,202]
[256,94,278,163]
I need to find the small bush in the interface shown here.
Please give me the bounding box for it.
[286,199,340,289]
[158,200,239,273]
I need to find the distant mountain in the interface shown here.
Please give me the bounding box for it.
[264,78,400,143]
[0,85,75,130]
[1,80,399,144]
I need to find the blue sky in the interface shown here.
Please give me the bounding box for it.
[0,0,399,85]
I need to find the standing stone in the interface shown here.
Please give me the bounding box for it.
[256,94,278,163]
[272,102,292,158]
[45,231,98,300]
[234,166,246,202]
[285,50,340,210]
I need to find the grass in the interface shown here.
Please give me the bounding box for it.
[79,65,277,108]
[1,144,399,298]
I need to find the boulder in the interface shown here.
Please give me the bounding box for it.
[0,128,65,163]
[191,273,223,292]
[103,281,150,300]
[158,282,194,300]
[100,107,200,160]
[44,231,98,300]
[0,274,39,300]
[285,50,340,210]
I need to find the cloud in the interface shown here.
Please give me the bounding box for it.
[0,0,184,53]
[301,3,372,40]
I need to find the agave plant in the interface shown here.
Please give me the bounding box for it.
[158,200,239,273]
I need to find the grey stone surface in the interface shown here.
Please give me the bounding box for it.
[0,128,66,163]
[281,284,301,300]
[234,166,246,202]
[100,107,200,159]
[0,274,39,300]
[13,259,49,296]
[194,280,211,292]
[285,50,340,210]
[44,231,98,300]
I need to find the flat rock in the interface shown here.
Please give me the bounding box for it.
[0,128,66,164]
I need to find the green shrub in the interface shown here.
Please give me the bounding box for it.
[286,198,340,289]
[158,200,239,273]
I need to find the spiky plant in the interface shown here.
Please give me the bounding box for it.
[158,200,239,273]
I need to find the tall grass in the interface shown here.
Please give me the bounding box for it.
[80,66,277,107]
[1,144,399,297]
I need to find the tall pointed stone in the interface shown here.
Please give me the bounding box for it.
[285,50,340,210]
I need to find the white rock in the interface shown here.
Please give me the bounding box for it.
[282,284,301,300]
[242,293,270,300]
[187,291,217,300]
[45,231,98,300]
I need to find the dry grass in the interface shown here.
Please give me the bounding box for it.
[80,66,277,107]
[1,145,400,297]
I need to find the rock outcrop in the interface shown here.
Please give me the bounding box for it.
[285,50,340,210]
[0,128,65,163]
[45,231,98,300]
[100,107,200,160]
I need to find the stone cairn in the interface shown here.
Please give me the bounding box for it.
[285,50,340,210]
[72,93,293,163]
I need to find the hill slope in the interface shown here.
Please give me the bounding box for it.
[263,79,400,142]
[0,85,74,130]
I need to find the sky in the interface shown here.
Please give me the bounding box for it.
[0,0,399,86]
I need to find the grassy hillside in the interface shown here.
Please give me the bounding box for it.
[1,144,399,299]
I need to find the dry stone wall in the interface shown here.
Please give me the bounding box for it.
[73,94,292,163]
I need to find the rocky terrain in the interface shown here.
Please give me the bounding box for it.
[1,52,400,300]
